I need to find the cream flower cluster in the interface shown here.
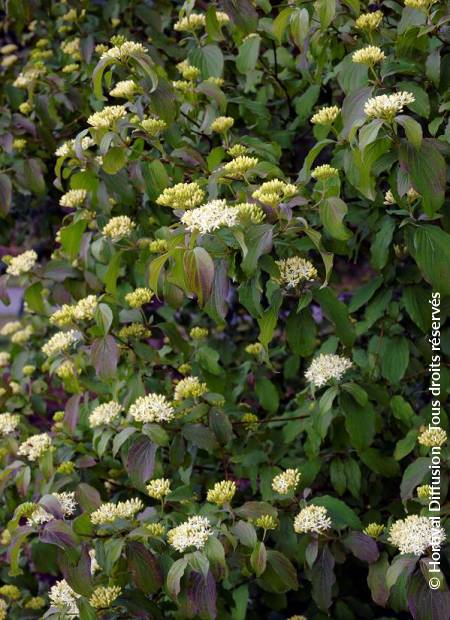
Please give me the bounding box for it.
[73,295,98,320]
[174,13,206,32]
[55,136,95,157]
[59,189,87,208]
[61,38,81,58]
[364,92,415,121]
[276,257,317,288]
[27,506,54,528]
[110,79,139,98]
[235,202,265,224]
[102,215,136,240]
[352,46,385,65]
[146,522,165,537]
[49,579,79,616]
[41,330,78,357]
[18,433,52,461]
[272,468,301,494]
[147,478,171,500]
[355,10,383,30]
[10,325,33,345]
[311,105,340,125]
[181,199,239,234]
[119,323,151,340]
[13,68,42,88]
[252,179,297,205]
[223,156,258,178]
[0,352,10,367]
[141,117,167,136]
[89,401,121,428]
[53,491,77,516]
[0,412,20,436]
[294,505,332,534]
[388,515,445,555]
[177,60,201,80]
[207,480,236,505]
[89,586,121,609]
[0,320,21,336]
[87,105,127,128]
[125,287,153,308]
[156,182,205,210]
[210,116,234,133]
[404,0,438,10]
[167,516,212,552]
[305,353,352,388]
[0,600,6,620]
[174,376,207,400]
[129,393,174,423]
[418,426,447,447]
[101,40,146,61]
[90,499,144,524]
[5,250,38,276]
[311,164,339,180]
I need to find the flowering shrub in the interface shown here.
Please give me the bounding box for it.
[0,1,449,619]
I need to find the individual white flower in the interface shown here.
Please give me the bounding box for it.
[0,413,20,436]
[305,353,352,388]
[89,401,121,428]
[90,499,144,525]
[388,515,446,555]
[5,250,38,276]
[275,257,317,288]
[364,92,415,122]
[129,394,174,423]
[294,505,332,534]
[272,468,301,494]
[18,433,52,461]
[180,200,239,234]
[41,330,78,357]
[49,579,80,617]
[167,516,212,552]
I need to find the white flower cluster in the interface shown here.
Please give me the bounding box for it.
[305,353,352,388]
[157,182,205,210]
[55,136,95,157]
[89,585,122,609]
[5,250,38,276]
[0,412,20,436]
[181,199,239,234]
[87,105,127,128]
[167,516,212,552]
[147,478,171,500]
[388,515,445,555]
[418,426,447,447]
[90,498,144,525]
[0,321,21,336]
[272,468,301,494]
[129,393,174,423]
[252,179,297,205]
[41,330,78,357]
[53,491,77,516]
[49,579,80,617]
[276,257,318,288]
[89,401,122,428]
[102,215,136,240]
[110,79,139,98]
[27,506,54,526]
[18,433,52,461]
[311,105,340,125]
[0,352,10,367]
[352,46,385,65]
[101,40,146,61]
[294,505,332,534]
[59,189,87,208]
[174,376,207,400]
[364,92,415,121]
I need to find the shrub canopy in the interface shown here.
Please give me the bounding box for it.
[0,1,449,619]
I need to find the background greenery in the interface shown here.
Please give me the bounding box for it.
[0,0,449,618]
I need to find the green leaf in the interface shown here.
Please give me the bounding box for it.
[104,251,123,295]
[257,290,282,348]
[236,34,261,73]
[182,424,218,453]
[395,115,422,149]
[290,8,309,46]
[60,220,87,259]
[24,282,45,314]
[251,541,267,577]
[272,7,294,43]
[379,336,409,384]
[126,541,163,594]
[400,141,446,215]
[367,553,390,607]
[313,287,356,347]
[370,216,395,270]
[95,303,113,335]
[308,545,336,612]
[102,147,127,175]
[360,448,400,477]
[167,558,188,598]
[141,160,169,200]
[184,247,215,306]
[320,197,351,241]
[189,44,224,78]
[255,377,279,414]
[0,173,12,215]
[400,457,431,501]
[311,495,361,529]
[403,286,432,333]
[410,225,450,295]
[314,0,336,29]
[92,56,114,99]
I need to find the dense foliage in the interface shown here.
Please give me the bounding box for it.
[0,1,449,618]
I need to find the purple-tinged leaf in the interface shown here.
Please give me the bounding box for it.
[386,554,418,590]
[343,532,379,564]
[309,545,336,612]
[187,571,217,620]
[126,435,157,489]
[400,457,431,502]
[91,335,119,378]
[126,541,163,595]
[40,520,79,551]
[75,483,101,513]
[39,494,65,519]
[367,552,390,607]
[64,394,81,434]
[58,545,93,597]
[167,557,188,598]
[184,247,215,306]
[408,573,450,620]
